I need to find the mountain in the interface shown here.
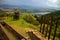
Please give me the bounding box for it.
[0,4,58,9]
[0,4,58,12]
[0,4,36,9]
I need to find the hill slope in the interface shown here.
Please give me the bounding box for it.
[45,10,60,18]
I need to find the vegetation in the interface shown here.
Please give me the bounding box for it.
[44,10,60,18]
[0,11,7,17]
[0,11,7,20]
[0,10,60,40]
[43,11,60,40]
[22,13,39,25]
[3,13,40,37]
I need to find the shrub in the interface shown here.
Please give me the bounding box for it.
[0,11,7,17]
[22,13,39,25]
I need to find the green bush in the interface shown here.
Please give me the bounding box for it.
[7,13,14,17]
[22,13,39,25]
[0,11,7,17]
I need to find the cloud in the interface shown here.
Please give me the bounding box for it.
[0,0,60,8]
[0,0,23,5]
[31,0,48,7]
[47,4,59,8]
[46,0,59,8]
[0,0,4,4]
[0,0,47,6]
[48,0,57,3]
[57,0,60,7]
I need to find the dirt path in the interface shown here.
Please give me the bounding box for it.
[1,26,18,40]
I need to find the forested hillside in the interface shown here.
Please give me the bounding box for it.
[44,11,60,18]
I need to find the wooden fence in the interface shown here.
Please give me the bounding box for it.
[39,16,60,40]
[0,24,9,40]
[0,21,27,40]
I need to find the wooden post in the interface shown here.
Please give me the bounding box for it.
[48,16,53,40]
[45,19,49,37]
[40,16,43,33]
[42,16,45,34]
[53,18,58,40]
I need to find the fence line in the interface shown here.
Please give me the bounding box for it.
[39,16,59,40]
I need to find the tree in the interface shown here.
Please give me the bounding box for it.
[13,8,19,20]
[22,13,39,25]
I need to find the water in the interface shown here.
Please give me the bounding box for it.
[30,12,51,15]
[21,12,51,16]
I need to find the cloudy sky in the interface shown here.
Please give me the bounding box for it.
[0,0,60,8]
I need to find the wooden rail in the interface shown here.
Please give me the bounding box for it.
[27,30,48,40]
[0,24,9,40]
[0,21,27,40]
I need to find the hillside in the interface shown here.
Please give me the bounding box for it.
[44,10,60,18]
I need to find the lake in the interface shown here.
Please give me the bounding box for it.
[30,12,51,15]
[21,12,51,15]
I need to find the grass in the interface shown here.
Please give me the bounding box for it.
[4,16,60,40]
[4,17,40,37]
[4,17,40,30]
